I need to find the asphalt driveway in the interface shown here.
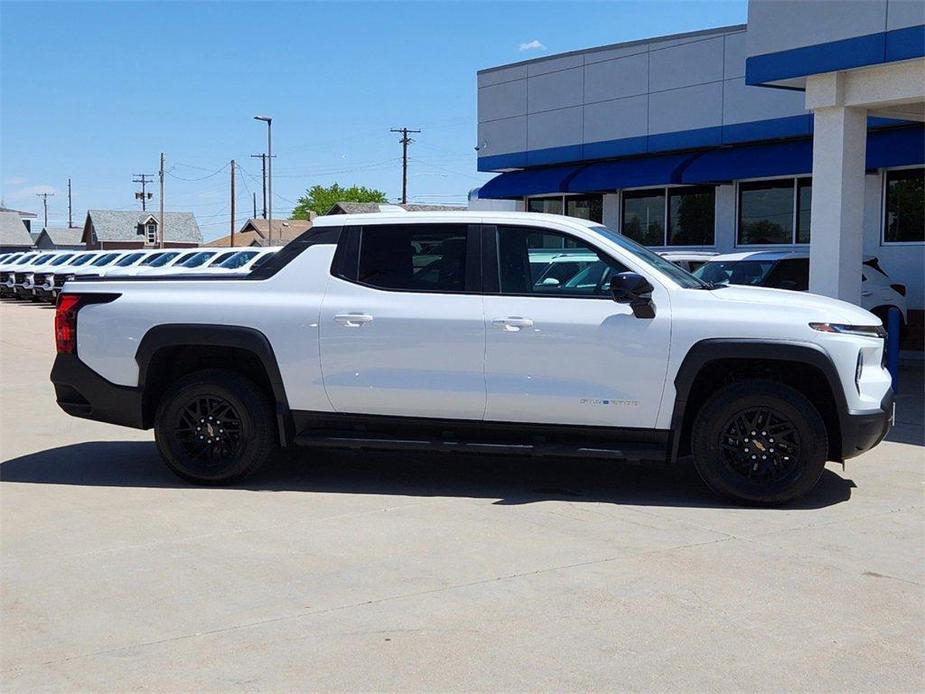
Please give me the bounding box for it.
[2,299,922,692]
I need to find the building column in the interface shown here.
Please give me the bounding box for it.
[806,73,867,305]
[602,193,620,231]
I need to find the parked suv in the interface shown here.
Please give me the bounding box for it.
[693,251,908,332]
[50,212,893,505]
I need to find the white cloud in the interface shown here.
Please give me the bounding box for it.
[6,184,58,202]
[519,39,546,52]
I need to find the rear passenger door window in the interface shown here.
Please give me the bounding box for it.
[356,224,472,293]
[494,226,627,298]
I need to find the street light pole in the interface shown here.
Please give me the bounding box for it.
[254,115,272,244]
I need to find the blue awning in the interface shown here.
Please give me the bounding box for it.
[567,152,697,192]
[682,126,923,183]
[681,139,813,184]
[867,127,925,169]
[478,164,582,199]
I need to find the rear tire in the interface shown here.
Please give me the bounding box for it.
[691,380,827,505]
[154,369,277,484]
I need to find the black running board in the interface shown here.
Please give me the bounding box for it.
[293,431,664,462]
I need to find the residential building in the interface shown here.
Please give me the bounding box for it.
[82,210,202,250]
[0,206,38,235]
[34,227,85,250]
[210,218,313,247]
[0,210,34,253]
[474,0,924,339]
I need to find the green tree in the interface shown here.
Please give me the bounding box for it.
[291,183,387,219]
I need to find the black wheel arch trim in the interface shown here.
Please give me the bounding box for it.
[135,324,293,444]
[669,339,851,463]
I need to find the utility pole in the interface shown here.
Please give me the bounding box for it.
[67,178,74,228]
[133,173,155,211]
[253,192,257,220]
[230,160,236,247]
[158,154,165,249]
[390,127,421,204]
[250,153,275,219]
[36,192,54,229]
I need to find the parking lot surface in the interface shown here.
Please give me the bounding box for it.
[1,299,923,692]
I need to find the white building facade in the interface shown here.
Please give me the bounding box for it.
[474,0,924,342]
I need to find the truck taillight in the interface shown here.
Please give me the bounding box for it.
[55,294,81,353]
[54,293,120,354]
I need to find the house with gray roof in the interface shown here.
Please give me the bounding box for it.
[0,210,35,253]
[82,210,202,249]
[34,227,85,250]
[0,205,38,235]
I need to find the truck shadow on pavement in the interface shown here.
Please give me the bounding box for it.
[0,440,856,510]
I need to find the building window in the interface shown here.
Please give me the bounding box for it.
[668,186,715,246]
[526,195,602,223]
[738,178,811,245]
[622,186,715,247]
[145,221,157,244]
[884,168,924,243]
[622,190,665,246]
[566,195,603,223]
[527,197,563,216]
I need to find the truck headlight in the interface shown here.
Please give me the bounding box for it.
[809,323,886,338]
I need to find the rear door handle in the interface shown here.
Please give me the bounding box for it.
[861,290,873,297]
[334,313,374,327]
[491,316,534,332]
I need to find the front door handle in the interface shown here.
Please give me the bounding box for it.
[491,316,534,332]
[334,313,374,327]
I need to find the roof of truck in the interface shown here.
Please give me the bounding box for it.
[311,210,602,228]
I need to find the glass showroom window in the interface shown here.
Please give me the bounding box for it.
[668,186,715,245]
[566,195,603,223]
[623,186,715,246]
[527,196,563,216]
[884,168,924,243]
[738,178,811,245]
[526,195,603,223]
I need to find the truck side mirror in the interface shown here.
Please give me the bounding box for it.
[610,272,655,319]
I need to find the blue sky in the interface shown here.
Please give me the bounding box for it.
[1,0,746,239]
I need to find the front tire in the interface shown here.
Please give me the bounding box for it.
[154,369,277,484]
[691,380,828,505]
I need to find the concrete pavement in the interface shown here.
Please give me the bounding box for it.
[1,299,923,692]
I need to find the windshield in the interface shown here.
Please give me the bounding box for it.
[69,254,96,267]
[694,260,776,286]
[32,254,56,264]
[219,251,258,269]
[208,251,236,266]
[145,252,179,267]
[91,253,122,267]
[49,254,75,266]
[15,254,38,264]
[251,252,275,269]
[115,252,145,267]
[589,226,707,289]
[179,251,217,268]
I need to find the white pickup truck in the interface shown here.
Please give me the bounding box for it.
[50,212,894,504]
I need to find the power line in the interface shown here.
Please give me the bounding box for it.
[390,127,421,204]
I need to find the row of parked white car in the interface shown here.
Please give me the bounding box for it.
[0,246,279,303]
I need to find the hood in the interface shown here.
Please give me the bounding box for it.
[708,285,878,325]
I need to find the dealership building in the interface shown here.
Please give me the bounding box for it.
[474,0,924,338]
